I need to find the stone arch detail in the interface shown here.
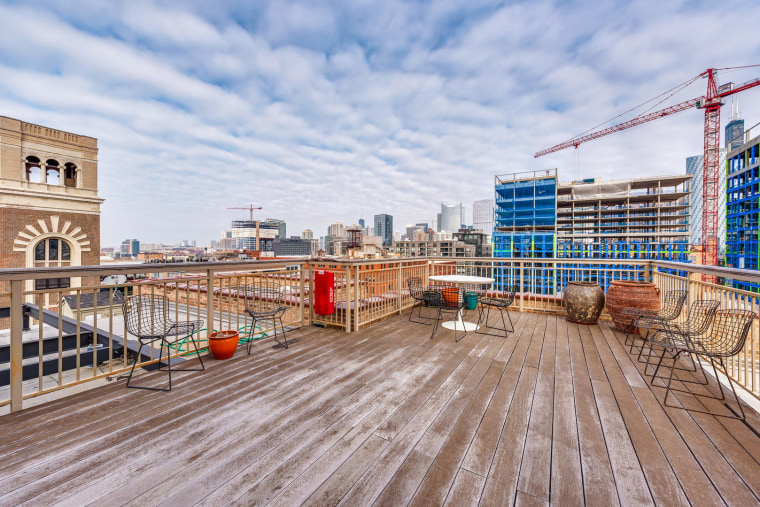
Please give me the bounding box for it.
[13,215,91,259]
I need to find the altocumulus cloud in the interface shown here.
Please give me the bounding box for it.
[0,0,759,246]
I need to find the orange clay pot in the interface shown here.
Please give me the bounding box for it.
[208,330,239,360]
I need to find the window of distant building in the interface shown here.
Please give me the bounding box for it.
[25,155,41,182]
[45,159,60,185]
[34,238,71,290]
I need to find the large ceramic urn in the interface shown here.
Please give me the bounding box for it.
[605,281,660,334]
[563,282,605,324]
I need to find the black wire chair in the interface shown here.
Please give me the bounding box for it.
[647,309,756,419]
[123,295,205,391]
[423,288,468,342]
[640,299,719,375]
[242,280,290,351]
[407,276,433,325]
[622,289,687,354]
[476,284,516,337]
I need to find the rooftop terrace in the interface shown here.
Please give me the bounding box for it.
[3,309,760,505]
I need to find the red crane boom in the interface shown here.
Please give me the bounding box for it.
[534,68,760,271]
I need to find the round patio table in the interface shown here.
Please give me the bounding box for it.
[428,275,495,331]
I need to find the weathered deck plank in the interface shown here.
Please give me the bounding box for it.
[1,312,760,506]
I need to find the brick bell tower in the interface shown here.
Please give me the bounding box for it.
[0,116,103,299]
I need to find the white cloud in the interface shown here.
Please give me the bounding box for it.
[1,0,759,246]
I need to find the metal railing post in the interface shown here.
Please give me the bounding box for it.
[345,265,352,333]
[206,268,215,337]
[397,262,403,315]
[308,262,315,325]
[10,280,24,413]
[354,265,360,332]
[299,264,306,326]
[519,261,525,313]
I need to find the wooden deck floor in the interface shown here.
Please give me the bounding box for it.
[3,311,760,506]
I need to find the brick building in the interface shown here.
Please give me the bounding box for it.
[0,116,102,299]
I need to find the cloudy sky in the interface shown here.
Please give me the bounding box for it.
[2,0,760,248]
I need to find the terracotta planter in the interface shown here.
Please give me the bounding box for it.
[563,282,604,324]
[208,330,239,360]
[606,281,660,334]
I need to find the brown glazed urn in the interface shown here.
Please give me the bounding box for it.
[563,282,605,324]
[605,281,660,334]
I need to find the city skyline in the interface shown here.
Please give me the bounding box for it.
[2,1,760,247]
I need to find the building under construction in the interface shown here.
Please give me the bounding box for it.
[493,170,691,293]
[726,133,760,291]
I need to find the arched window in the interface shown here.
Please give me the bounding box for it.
[34,238,71,290]
[25,156,41,183]
[46,159,60,185]
[64,162,77,187]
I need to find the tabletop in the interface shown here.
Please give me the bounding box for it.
[429,275,494,284]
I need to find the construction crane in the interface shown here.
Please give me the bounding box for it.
[535,67,760,271]
[228,204,263,252]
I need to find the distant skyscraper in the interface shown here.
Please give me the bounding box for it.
[374,214,393,247]
[440,203,464,232]
[121,239,139,257]
[472,199,494,237]
[686,152,727,257]
[416,222,429,233]
[301,229,313,239]
[725,100,745,151]
[328,222,346,238]
[358,218,365,230]
[264,218,286,239]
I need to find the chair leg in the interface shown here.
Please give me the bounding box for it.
[169,334,206,372]
[125,341,144,389]
[274,315,288,349]
[409,299,432,325]
[430,309,442,339]
[662,355,745,420]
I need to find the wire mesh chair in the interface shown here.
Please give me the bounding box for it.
[242,279,290,351]
[407,277,433,325]
[423,288,468,342]
[476,284,516,337]
[641,299,719,375]
[647,309,756,419]
[123,295,205,391]
[622,289,687,354]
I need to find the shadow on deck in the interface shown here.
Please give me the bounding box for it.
[2,311,760,505]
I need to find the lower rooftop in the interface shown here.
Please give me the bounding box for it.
[2,311,760,505]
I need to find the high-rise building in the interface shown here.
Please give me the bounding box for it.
[440,203,464,232]
[726,133,760,291]
[231,221,278,251]
[416,222,429,233]
[0,116,102,297]
[120,239,140,257]
[725,100,745,151]
[264,218,286,239]
[301,229,314,239]
[472,199,494,237]
[405,225,424,240]
[686,153,727,256]
[358,218,365,230]
[374,214,393,247]
[494,170,690,293]
[328,222,346,238]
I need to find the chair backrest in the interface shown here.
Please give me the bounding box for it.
[495,284,517,306]
[242,279,284,314]
[660,289,687,320]
[407,277,425,300]
[422,290,443,308]
[123,295,171,338]
[704,309,756,357]
[684,299,720,335]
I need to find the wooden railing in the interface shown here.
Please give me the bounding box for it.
[3,257,760,413]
